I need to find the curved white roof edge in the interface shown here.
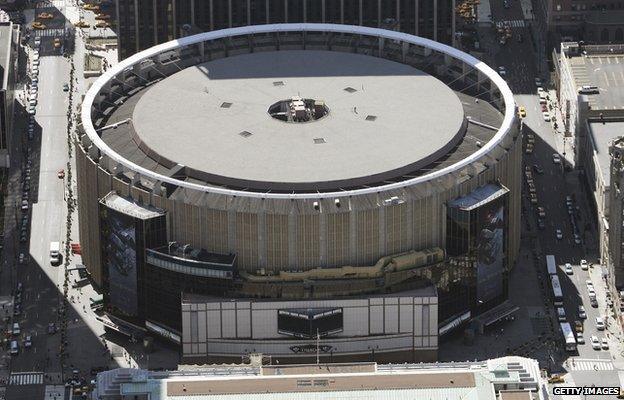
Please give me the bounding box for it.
[81,23,516,200]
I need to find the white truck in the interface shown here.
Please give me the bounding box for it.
[50,241,60,265]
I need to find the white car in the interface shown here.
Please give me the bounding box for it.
[556,229,563,240]
[591,335,601,350]
[537,87,544,94]
[552,153,561,164]
[580,259,588,270]
[601,338,609,350]
[18,253,25,264]
[576,332,585,344]
[564,263,573,275]
[542,112,551,121]
[578,305,586,319]
[498,66,507,76]
[596,316,606,330]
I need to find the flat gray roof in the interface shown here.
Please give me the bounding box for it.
[0,23,13,90]
[568,54,624,110]
[131,50,465,189]
[588,120,624,187]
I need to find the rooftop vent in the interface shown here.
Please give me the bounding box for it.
[343,87,357,93]
[273,81,285,86]
[239,131,253,138]
[365,115,377,121]
[221,102,233,108]
[313,138,326,144]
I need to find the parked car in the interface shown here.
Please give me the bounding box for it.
[564,263,573,275]
[574,320,583,332]
[533,164,544,174]
[24,335,32,348]
[556,229,563,240]
[576,332,585,344]
[601,337,609,350]
[596,316,606,330]
[552,153,561,164]
[578,305,586,319]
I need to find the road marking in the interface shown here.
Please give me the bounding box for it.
[9,372,44,385]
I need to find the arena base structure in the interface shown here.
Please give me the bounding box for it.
[77,24,520,363]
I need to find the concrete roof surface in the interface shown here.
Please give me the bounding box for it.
[588,120,624,187]
[131,50,465,186]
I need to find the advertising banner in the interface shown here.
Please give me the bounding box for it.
[475,195,505,303]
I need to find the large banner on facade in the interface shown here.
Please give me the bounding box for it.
[104,208,138,316]
[475,195,505,303]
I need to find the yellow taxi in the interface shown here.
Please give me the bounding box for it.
[95,21,110,28]
[37,12,54,19]
[83,4,100,11]
[31,21,46,30]
[518,106,527,118]
[74,20,90,28]
[54,38,61,48]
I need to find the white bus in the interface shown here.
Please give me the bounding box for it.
[546,255,557,276]
[560,322,577,352]
[551,275,563,306]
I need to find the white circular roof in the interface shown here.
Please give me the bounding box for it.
[131,50,465,190]
[82,24,515,199]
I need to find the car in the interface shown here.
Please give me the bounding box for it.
[503,0,510,8]
[591,335,601,350]
[566,195,573,205]
[24,335,32,348]
[578,305,586,319]
[541,104,548,112]
[535,78,542,87]
[10,340,18,355]
[580,259,588,270]
[526,134,535,144]
[31,21,46,30]
[564,263,573,275]
[574,233,582,245]
[74,20,90,28]
[533,164,544,174]
[83,3,100,11]
[518,106,526,118]
[601,338,609,349]
[95,13,111,20]
[586,279,594,289]
[537,207,546,218]
[47,323,57,334]
[21,200,28,211]
[63,83,69,92]
[37,12,54,19]
[596,316,606,330]
[537,87,544,95]
[576,332,585,344]
[578,85,599,94]
[53,38,61,49]
[13,305,21,316]
[95,21,110,28]
[530,194,538,204]
[552,153,561,164]
[525,145,533,154]
[590,297,598,308]
[12,322,20,335]
[497,66,506,76]
[557,307,566,322]
[574,320,583,332]
[58,169,65,179]
[18,253,25,264]
[556,229,563,240]
[542,112,551,122]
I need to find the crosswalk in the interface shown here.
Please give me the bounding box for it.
[9,372,44,385]
[568,359,614,371]
[496,20,526,28]
[34,28,65,38]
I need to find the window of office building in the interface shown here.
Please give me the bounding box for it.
[268,0,287,23]
[232,0,249,26]
[250,0,268,24]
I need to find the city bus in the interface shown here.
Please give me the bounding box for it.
[560,322,577,352]
[551,275,564,306]
[546,255,557,276]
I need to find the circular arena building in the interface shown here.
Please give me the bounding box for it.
[77,24,521,363]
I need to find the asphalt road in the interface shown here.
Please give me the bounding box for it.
[10,48,70,374]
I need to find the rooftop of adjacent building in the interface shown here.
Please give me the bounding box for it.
[0,22,15,89]
[587,120,624,187]
[561,43,624,111]
[95,356,544,400]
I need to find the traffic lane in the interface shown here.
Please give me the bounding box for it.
[11,56,69,371]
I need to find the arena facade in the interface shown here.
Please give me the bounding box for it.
[77,24,521,363]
